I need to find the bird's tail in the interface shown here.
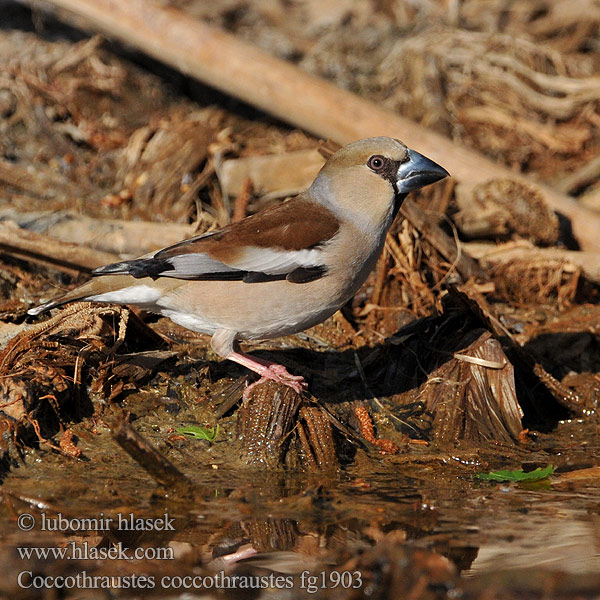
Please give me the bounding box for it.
[27,275,141,316]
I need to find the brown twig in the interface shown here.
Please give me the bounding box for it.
[0,208,191,256]
[0,221,118,274]
[232,177,253,223]
[112,416,192,489]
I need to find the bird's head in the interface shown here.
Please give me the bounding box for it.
[310,137,449,232]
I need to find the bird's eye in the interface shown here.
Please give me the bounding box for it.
[367,155,386,171]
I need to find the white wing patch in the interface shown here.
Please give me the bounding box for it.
[228,246,325,275]
[165,246,325,278]
[161,254,240,279]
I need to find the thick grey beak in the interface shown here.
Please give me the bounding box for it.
[396,149,449,193]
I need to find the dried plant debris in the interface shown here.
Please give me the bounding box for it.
[521,305,600,414]
[378,221,440,318]
[459,0,600,53]
[560,372,600,413]
[114,110,218,223]
[446,285,586,418]
[294,405,338,469]
[489,259,580,308]
[357,218,456,332]
[354,406,400,454]
[236,381,303,468]
[522,304,600,374]
[419,329,523,446]
[0,304,168,443]
[236,381,340,471]
[352,282,597,447]
[298,9,397,94]
[0,30,226,224]
[374,28,600,183]
[454,179,559,245]
[0,33,169,204]
[367,320,523,446]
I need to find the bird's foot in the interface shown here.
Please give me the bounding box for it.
[258,363,307,394]
[227,351,307,396]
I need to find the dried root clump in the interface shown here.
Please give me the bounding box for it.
[381,317,525,447]
[460,0,600,54]
[420,329,524,446]
[0,304,165,443]
[236,380,341,471]
[490,260,581,308]
[455,179,559,245]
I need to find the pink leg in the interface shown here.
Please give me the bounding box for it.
[208,544,258,571]
[226,350,307,395]
[219,544,258,565]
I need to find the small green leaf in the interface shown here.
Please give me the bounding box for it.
[176,424,219,441]
[476,465,555,482]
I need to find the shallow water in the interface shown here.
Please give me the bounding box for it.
[2,409,600,598]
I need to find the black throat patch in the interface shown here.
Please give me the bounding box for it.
[380,159,406,219]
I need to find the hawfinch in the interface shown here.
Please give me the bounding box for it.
[29,137,448,393]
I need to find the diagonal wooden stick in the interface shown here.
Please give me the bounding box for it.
[33,0,600,252]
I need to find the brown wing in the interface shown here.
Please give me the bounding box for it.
[156,195,339,263]
[91,195,340,281]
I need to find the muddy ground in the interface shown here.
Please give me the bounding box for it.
[1,1,600,598]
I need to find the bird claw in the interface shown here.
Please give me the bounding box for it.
[242,369,307,401]
[226,351,307,395]
[268,364,307,388]
[257,364,307,394]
